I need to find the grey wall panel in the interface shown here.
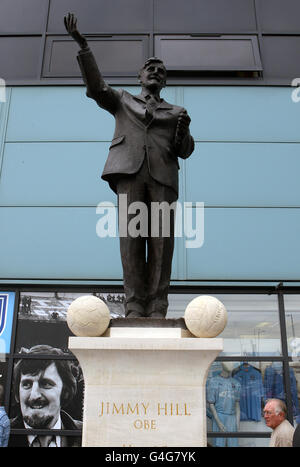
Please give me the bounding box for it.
[47,0,153,33]
[154,0,257,32]
[258,0,300,32]
[261,36,300,81]
[0,37,42,80]
[0,0,48,34]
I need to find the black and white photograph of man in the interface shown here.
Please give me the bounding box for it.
[9,345,83,447]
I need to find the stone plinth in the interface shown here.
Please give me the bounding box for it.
[69,327,222,447]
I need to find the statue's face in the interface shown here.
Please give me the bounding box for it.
[139,61,166,91]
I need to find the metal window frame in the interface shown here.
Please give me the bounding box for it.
[42,34,150,79]
[154,34,263,72]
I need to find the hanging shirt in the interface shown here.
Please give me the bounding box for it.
[206,362,223,419]
[206,375,241,415]
[233,364,264,421]
[206,375,241,447]
[0,407,10,447]
[264,363,300,417]
[207,361,223,379]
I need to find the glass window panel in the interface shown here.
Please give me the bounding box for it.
[284,294,300,423]
[15,291,125,350]
[284,295,300,358]
[205,360,294,446]
[168,293,280,356]
[288,366,300,422]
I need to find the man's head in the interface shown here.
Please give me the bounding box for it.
[13,345,78,429]
[138,57,167,92]
[263,399,287,429]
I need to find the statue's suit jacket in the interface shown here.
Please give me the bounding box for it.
[77,48,194,197]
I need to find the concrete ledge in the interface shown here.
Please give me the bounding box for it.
[69,335,223,350]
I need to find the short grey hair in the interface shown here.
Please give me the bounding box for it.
[138,57,167,86]
[140,57,166,72]
[267,398,287,417]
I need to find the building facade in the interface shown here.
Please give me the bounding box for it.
[1,0,300,447]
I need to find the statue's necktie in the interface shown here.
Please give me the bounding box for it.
[145,94,158,123]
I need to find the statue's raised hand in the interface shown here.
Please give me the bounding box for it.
[64,13,88,49]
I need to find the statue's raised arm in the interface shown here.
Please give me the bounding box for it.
[64,12,120,114]
[64,13,88,50]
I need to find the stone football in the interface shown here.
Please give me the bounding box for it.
[184,295,227,337]
[67,295,110,337]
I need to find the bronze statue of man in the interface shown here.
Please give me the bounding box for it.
[64,13,194,318]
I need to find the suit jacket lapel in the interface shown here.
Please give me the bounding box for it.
[133,94,173,110]
[133,94,147,105]
[132,94,174,127]
[156,100,173,110]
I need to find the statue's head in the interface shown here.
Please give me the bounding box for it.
[138,57,167,92]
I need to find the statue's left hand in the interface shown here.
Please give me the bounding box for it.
[175,110,191,145]
[64,12,88,49]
